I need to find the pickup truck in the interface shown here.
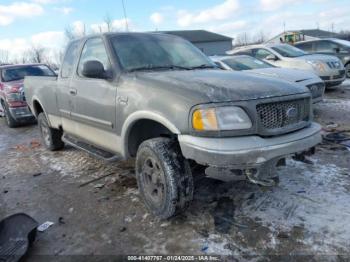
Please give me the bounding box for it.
[0,64,56,127]
[24,33,322,219]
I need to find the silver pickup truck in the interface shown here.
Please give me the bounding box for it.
[24,33,321,219]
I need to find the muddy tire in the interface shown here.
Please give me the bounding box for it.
[3,103,19,128]
[136,137,193,219]
[346,62,350,78]
[38,113,64,151]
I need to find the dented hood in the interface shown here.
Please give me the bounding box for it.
[134,69,309,103]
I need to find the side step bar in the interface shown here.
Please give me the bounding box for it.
[62,134,121,162]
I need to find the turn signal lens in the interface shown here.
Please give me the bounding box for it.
[192,108,218,131]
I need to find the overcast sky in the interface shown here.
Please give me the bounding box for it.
[0,0,349,61]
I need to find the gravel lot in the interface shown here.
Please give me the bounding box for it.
[1,81,350,261]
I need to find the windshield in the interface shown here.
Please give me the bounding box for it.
[110,34,216,71]
[271,44,307,58]
[222,56,273,70]
[2,65,55,82]
[332,39,350,48]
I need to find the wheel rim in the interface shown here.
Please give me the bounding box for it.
[346,64,350,78]
[40,120,51,146]
[140,157,166,208]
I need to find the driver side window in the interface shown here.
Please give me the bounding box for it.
[78,38,110,77]
[253,48,274,60]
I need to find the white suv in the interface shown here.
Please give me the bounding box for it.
[228,44,346,88]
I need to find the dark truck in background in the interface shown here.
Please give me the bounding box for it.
[24,33,321,219]
[0,64,56,127]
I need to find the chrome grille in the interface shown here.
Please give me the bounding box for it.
[307,82,324,99]
[327,61,342,69]
[257,98,310,131]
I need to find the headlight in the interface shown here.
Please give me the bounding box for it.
[192,106,252,131]
[307,60,326,72]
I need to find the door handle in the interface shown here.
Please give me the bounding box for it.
[69,88,77,96]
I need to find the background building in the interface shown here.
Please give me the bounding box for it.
[160,30,233,56]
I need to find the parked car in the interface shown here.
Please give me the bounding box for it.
[24,33,321,219]
[295,38,350,78]
[0,64,56,127]
[228,43,346,88]
[210,55,325,103]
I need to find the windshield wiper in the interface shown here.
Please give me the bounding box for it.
[188,64,217,70]
[128,65,191,72]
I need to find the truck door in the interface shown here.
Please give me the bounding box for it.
[57,41,81,128]
[68,37,118,153]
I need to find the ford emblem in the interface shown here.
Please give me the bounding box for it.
[286,107,298,118]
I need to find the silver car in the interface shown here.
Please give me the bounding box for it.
[210,55,325,103]
[228,43,346,88]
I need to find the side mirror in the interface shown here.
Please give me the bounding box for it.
[266,54,278,61]
[334,47,340,53]
[82,60,107,79]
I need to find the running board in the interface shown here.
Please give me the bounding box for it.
[62,134,121,162]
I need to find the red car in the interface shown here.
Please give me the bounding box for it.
[0,64,56,127]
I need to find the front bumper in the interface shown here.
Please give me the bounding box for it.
[179,123,322,168]
[9,106,35,121]
[319,69,346,87]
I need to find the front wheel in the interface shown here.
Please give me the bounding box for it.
[136,138,193,219]
[346,63,350,78]
[38,113,64,151]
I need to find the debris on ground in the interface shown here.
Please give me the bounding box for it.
[0,214,38,262]
[30,140,41,149]
[94,183,105,189]
[58,217,65,225]
[37,221,55,232]
[32,173,42,177]
[79,172,116,188]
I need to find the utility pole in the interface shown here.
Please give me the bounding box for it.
[121,0,129,31]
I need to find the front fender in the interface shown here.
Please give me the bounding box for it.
[121,110,181,157]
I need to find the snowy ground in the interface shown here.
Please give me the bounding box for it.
[1,82,350,261]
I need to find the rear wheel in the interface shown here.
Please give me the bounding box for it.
[136,138,193,219]
[38,113,64,151]
[3,103,19,128]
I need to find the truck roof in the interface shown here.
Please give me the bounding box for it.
[69,32,184,43]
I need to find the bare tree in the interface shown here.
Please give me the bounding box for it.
[26,45,46,64]
[104,14,113,32]
[0,50,9,64]
[253,31,267,44]
[235,32,251,47]
[65,22,86,41]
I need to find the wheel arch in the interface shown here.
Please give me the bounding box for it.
[122,111,181,158]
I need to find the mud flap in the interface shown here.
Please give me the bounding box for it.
[0,213,38,262]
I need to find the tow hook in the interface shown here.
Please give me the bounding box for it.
[244,158,281,187]
[245,169,277,187]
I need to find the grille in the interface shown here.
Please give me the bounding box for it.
[307,82,324,98]
[257,98,310,131]
[327,61,342,69]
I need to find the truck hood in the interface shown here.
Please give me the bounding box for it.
[133,69,309,102]
[244,68,320,84]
